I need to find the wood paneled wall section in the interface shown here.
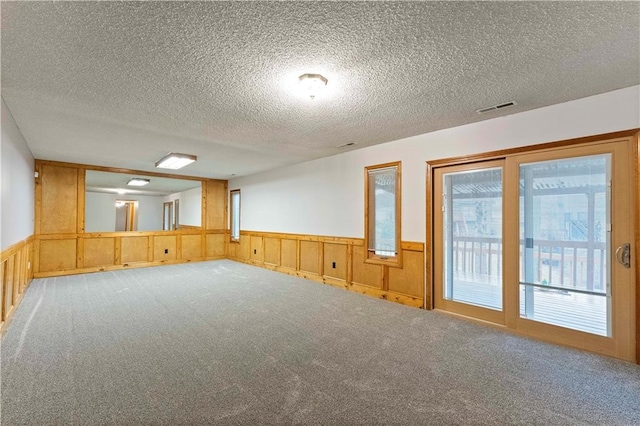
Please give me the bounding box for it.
[33,160,228,278]
[38,164,79,234]
[1,237,34,332]
[229,231,425,308]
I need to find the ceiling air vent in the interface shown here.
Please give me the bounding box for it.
[337,142,357,148]
[476,101,517,114]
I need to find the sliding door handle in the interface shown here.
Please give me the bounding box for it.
[615,243,631,268]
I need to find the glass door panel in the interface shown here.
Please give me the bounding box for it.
[444,167,503,309]
[519,155,611,336]
[434,160,505,324]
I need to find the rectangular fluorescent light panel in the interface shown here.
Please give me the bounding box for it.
[127,178,150,187]
[155,152,197,170]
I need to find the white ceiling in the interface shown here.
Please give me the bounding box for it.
[2,2,638,180]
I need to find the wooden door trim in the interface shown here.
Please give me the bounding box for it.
[427,129,639,168]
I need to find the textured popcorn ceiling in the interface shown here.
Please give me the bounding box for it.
[1,2,638,179]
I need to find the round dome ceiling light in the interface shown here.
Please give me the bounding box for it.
[298,73,328,99]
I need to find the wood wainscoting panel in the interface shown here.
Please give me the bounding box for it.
[0,260,5,322]
[299,241,320,275]
[121,236,148,264]
[4,256,15,318]
[388,249,424,298]
[250,236,263,262]
[18,249,26,294]
[206,234,226,257]
[228,242,238,259]
[349,282,423,308]
[83,238,115,268]
[39,239,77,272]
[12,251,21,305]
[1,237,35,328]
[323,242,347,281]
[238,235,251,260]
[39,164,78,234]
[182,234,203,260]
[264,237,280,266]
[205,181,227,230]
[280,239,297,270]
[232,231,424,309]
[351,245,383,288]
[17,250,25,294]
[229,236,248,260]
[154,235,177,261]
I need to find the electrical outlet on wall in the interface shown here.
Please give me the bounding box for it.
[164,249,168,254]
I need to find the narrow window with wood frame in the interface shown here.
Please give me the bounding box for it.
[365,162,402,266]
[230,189,241,242]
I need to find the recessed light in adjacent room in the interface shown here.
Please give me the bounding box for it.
[155,153,197,169]
[127,178,150,186]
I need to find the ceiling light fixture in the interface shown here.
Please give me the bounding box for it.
[298,73,328,99]
[127,178,150,187]
[155,152,197,170]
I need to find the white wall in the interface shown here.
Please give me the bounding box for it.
[85,192,117,232]
[85,192,164,232]
[179,186,202,226]
[165,186,202,227]
[124,194,164,231]
[230,86,640,242]
[1,98,35,250]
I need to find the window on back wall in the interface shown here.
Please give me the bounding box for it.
[230,189,240,242]
[365,162,402,267]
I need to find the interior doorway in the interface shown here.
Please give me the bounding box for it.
[163,201,173,231]
[115,200,137,231]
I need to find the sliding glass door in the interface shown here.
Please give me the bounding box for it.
[432,138,635,360]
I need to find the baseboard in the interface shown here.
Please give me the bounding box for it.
[34,255,228,278]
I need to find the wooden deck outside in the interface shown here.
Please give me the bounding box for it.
[447,235,609,336]
[448,275,608,336]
